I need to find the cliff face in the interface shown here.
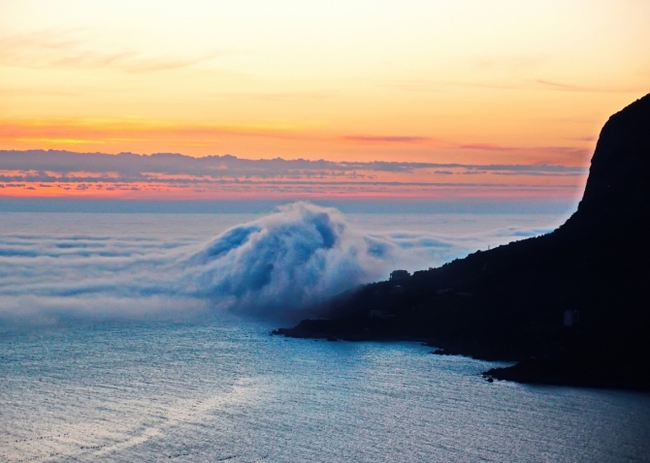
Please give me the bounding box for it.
[573,93,650,222]
[276,93,650,389]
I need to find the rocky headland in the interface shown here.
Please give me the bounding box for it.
[274,93,650,391]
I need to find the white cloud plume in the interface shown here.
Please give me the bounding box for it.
[0,203,556,326]
[179,203,396,319]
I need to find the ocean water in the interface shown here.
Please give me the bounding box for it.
[2,208,650,462]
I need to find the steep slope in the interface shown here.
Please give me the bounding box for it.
[275,94,650,390]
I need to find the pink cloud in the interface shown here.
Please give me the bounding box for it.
[342,135,430,143]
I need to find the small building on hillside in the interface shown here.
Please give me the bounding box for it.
[390,270,410,281]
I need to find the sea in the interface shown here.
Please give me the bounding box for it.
[2,206,650,462]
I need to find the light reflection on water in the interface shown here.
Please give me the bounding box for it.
[2,318,649,463]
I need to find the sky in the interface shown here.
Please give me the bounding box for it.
[1,0,649,202]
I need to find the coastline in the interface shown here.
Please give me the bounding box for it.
[273,94,650,392]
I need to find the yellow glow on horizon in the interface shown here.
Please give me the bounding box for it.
[1,0,649,177]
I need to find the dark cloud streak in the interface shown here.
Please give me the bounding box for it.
[0,150,587,182]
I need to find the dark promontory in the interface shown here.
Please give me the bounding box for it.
[274,93,650,390]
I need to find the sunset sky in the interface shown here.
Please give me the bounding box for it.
[1,0,649,202]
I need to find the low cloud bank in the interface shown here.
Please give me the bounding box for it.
[0,150,587,179]
[180,203,396,319]
[0,203,555,326]
[0,150,586,201]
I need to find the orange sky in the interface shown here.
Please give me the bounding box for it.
[1,0,649,200]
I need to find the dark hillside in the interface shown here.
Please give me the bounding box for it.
[274,94,650,390]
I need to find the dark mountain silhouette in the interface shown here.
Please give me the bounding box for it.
[274,93,650,390]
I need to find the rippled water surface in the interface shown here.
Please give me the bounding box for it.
[2,211,650,462]
[2,319,650,462]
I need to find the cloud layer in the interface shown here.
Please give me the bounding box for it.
[0,203,395,323]
[0,150,587,200]
[0,149,588,177]
[0,202,558,326]
[180,203,395,318]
